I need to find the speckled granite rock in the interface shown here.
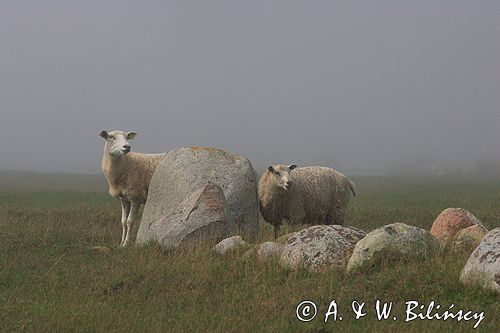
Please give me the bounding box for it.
[138,183,237,250]
[137,146,258,243]
[450,224,488,254]
[279,225,366,272]
[460,228,500,294]
[431,208,484,247]
[347,223,439,273]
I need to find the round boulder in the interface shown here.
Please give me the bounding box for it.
[213,236,249,255]
[450,224,488,254]
[460,228,500,294]
[244,241,285,261]
[137,146,259,244]
[430,208,483,247]
[279,225,366,272]
[346,223,439,274]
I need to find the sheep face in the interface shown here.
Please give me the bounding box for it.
[100,130,137,157]
[267,164,297,191]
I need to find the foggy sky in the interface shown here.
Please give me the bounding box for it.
[1,1,499,174]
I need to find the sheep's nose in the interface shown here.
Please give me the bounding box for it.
[124,144,131,149]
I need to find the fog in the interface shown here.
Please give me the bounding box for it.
[1,1,499,175]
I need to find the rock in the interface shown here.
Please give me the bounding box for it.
[279,225,366,272]
[244,241,285,260]
[346,223,439,274]
[431,208,484,247]
[256,242,286,259]
[213,236,249,255]
[89,246,111,254]
[460,228,500,294]
[137,146,258,243]
[138,183,237,250]
[450,224,488,254]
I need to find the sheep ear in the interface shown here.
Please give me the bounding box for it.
[268,165,275,173]
[127,132,137,140]
[99,130,109,139]
[289,164,298,170]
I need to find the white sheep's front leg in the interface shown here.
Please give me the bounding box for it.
[122,200,140,247]
[120,200,131,246]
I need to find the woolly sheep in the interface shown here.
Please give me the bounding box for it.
[99,130,166,246]
[258,164,357,238]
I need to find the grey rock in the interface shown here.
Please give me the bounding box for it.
[450,224,488,255]
[244,241,285,260]
[279,225,366,272]
[347,223,440,273]
[139,183,237,250]
[137,146,259,243]
[257,242,285,259]
[460,228,500,294]
[213,236,249,255]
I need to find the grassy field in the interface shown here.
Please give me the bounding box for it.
[0,172,499,332]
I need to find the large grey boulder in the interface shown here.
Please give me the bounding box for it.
[279,225,366,272]
[346,223,440,273]
[137,183,237,250]
[137,146,259,243]
[460,228,500,294]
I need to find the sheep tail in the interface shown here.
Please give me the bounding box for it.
[348,180,357,197]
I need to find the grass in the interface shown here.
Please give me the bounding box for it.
[0,172,499,332]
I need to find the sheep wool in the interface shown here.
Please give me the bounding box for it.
[102,151,165,204]
[259,165,356,237]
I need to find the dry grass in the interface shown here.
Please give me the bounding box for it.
[0,172,499,332]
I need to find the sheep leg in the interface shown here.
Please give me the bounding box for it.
[120,200,131,246]
[122,201,140,246]
[274,223,281,239]
[325,211,333,225]
[330,207,346,226]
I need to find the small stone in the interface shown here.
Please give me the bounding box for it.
[244,241,285,260]
[450,224,488,255]
[213,236,249,255]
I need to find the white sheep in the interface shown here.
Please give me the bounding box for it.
[99,130,166,246]
[258,164,357,238]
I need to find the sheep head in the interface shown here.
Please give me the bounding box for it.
[99,130,137,157]
[267,164,297,190]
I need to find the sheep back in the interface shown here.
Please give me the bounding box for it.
[259,166,355,227]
